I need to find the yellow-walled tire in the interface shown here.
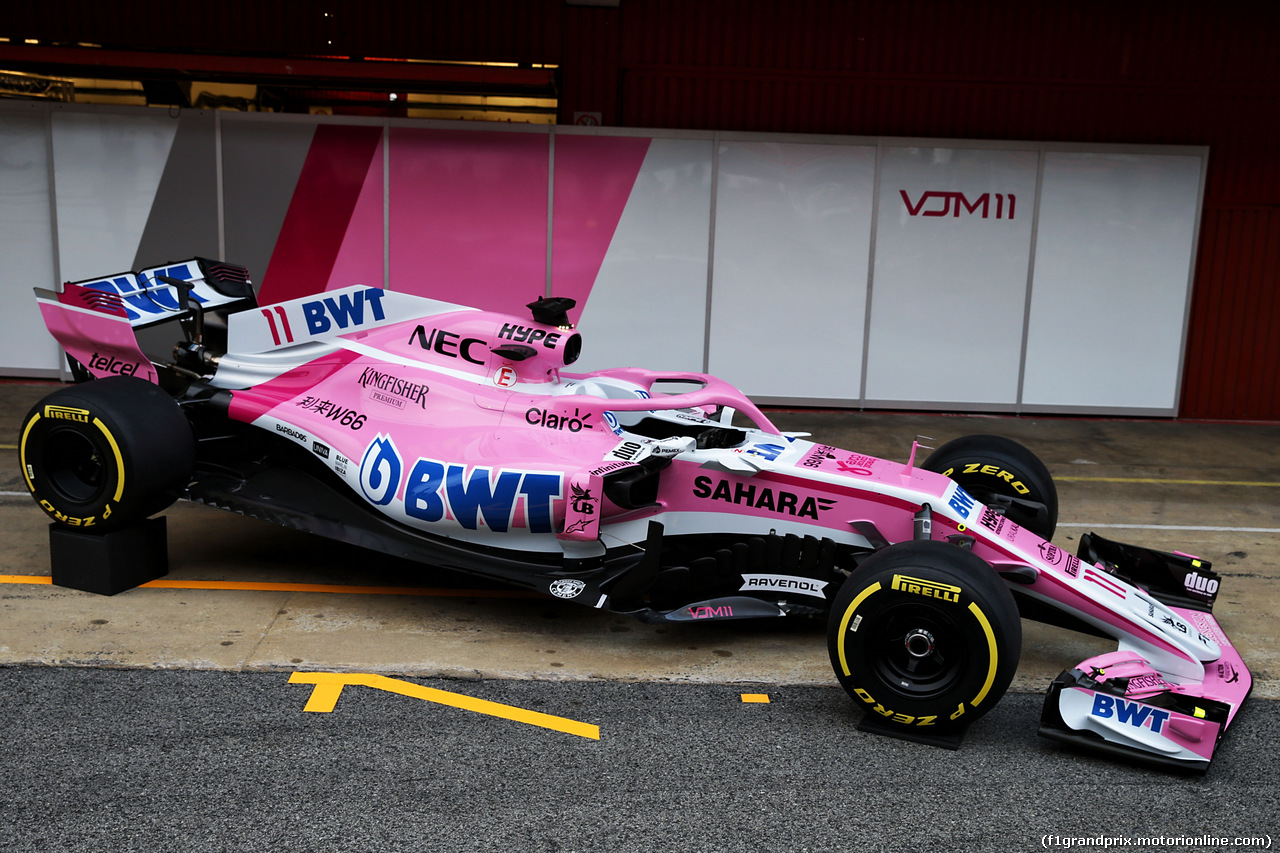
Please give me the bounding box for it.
[923,434,1059,540]
[828,540,1021,730]
[19,377,194,531]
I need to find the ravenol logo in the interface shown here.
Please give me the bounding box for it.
[1090,694,1172,734]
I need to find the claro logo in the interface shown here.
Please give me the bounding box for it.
[900,190,1016,220]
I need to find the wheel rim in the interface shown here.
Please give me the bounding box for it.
[865,603,966,699]
[41,428,107,504]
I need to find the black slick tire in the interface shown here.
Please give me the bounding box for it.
[19,377,195,530]
[923,434,1059,540]
[828,540,1021,730]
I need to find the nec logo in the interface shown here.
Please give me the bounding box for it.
[900,190,1017,220]
[1090,693,1171,734]
[408,326,487,365]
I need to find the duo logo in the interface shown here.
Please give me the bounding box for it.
[1090,693,1171,734]
[359,435,562,533]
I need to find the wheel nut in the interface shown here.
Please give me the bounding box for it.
[904,628,935,658]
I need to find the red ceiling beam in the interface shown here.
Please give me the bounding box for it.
[0,43,556,94]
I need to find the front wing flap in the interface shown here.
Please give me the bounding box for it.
[1039,608,1252,772]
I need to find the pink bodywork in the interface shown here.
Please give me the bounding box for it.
[35,278,1251,765]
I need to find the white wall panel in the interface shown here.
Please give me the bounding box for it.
[865,146,1039,406]
[1022,152,1203,411]
[708,141,876,401]
[52,111,178,283]
[574,138,713,374]
[0,104,1208,416]
[0,112,61,374]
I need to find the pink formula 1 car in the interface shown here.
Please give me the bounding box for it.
[21,258,1251,771]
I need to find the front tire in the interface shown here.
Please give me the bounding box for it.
[923,434,1059,540]
[828,540,1021,730]
[19,377,195,530]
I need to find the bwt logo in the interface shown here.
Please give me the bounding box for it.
[261,287,387,346]
[359,435,563,534]
[1090,693,1172,734]
[900,190,1017,220]
[83,263,199,322]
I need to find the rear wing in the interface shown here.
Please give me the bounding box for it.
[64,258,256,328]
[35,258,257,384]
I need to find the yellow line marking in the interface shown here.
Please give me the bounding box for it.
[0,574,536,598]
[741,693,771,704]
[288,672,600,740]
[300,681,345,713]
[0,443,18,450]
[1058,476,1280,487]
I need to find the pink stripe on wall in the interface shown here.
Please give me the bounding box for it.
[326,132,386,292]
[390,127,549,312]
[551,135,652,320]
[258,124,385,305]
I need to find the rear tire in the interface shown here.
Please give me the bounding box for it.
[19,377,194,530]
[828,540,1021,730]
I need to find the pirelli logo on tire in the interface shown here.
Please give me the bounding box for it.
[891,574,961,604]
[43,405,91,423]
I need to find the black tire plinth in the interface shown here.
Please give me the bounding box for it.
[828,540,1021,731]
[19,377,195,531]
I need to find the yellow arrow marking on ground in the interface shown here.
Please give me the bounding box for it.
[288,672,600,740]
